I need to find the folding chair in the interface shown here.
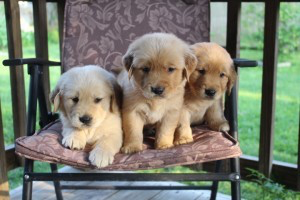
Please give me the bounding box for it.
[3,0,257,199]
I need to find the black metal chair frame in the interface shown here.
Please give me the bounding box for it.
[3,58,258,200]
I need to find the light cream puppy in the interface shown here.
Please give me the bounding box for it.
[118,33,197,153]
[174,42,237,145]
[50,65,122,168]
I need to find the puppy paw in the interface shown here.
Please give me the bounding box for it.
[62,132,86,150]
[121,143,143,154]
[174,127,193,146]
[89,146,114,168]
[174,135,193,146]
[155,141,173,150]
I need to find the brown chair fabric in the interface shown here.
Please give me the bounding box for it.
[15,120,242,170]
[62,0,210,71]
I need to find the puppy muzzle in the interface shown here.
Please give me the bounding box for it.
[79,115,93,126]
[205,89,216,97]
[151,86,165,96]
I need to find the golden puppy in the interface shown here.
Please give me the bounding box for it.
[50,65,122,168]
[174,42,237,145]
[118,33,197,153]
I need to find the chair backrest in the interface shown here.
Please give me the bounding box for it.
[62,0,210,71]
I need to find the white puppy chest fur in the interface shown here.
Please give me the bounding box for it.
[50,65,123,168]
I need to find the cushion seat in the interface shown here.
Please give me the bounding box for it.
[15,120,242,171]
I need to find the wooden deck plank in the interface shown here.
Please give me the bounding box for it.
[104,190,161,200]
[104,182,181,200]
[151,190,205,200]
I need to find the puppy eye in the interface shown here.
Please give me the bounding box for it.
[199,69,205,75]
[142,67,150,73]
[220,72,225,78]
[72,97,79,103]
[94,98,102,103]
[168,67,175,73]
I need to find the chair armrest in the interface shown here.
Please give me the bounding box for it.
[233,58,258,68]
[2,58,61,66]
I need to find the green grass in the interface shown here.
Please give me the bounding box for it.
[238,49,300,163]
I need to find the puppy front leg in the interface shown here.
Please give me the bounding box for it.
[121,112,144,154]
[155,110,180,149]
[62,127,87,150]
[174,109,193,145]
[205,99,229,132]
[89,133,122,168]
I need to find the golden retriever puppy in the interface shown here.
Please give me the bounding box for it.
[118,33,197,153]
[50,65,122,168]
[174,42,237,145]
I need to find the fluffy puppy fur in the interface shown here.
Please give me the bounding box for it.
[174,42,237,145]
[50,65,123,168]
[118,33,197,153]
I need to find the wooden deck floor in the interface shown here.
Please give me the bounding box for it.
[10,167,231,200]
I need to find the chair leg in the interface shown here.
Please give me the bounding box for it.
[22,159,34,200]
[210,160,222,200]
[230,157,241,200]
[231,180,241,200]
[50,164,64,200]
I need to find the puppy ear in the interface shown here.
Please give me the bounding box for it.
[183,50,197,82]
[123,53,134,80]
[227,62,237,95]
[109,83,122,114]
[49,86,61,112]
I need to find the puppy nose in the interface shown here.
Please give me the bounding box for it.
[151,86,165,95]
[205,89,216,97]
[79,115,92,124]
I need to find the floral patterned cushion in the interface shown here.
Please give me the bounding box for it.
[62,0,210,71]
[15,120,242,170]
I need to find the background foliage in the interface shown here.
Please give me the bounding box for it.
[241,3,300,54]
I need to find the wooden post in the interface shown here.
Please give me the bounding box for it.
[4,0,26,142]
[32,0,51,111]
[57,0,65,64]
[226,0,241,59]
[258,0,280,178]
[0,101,10,200]
[225,0,241,116]
[225,0,241,172]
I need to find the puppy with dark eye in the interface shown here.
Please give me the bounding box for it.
[117,33,197,153]
[50,65,123,168]
[174,42,237,145]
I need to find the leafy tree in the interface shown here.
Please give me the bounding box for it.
[241,3,300,56]
[278,3,300,55]
[0,5,7,50]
